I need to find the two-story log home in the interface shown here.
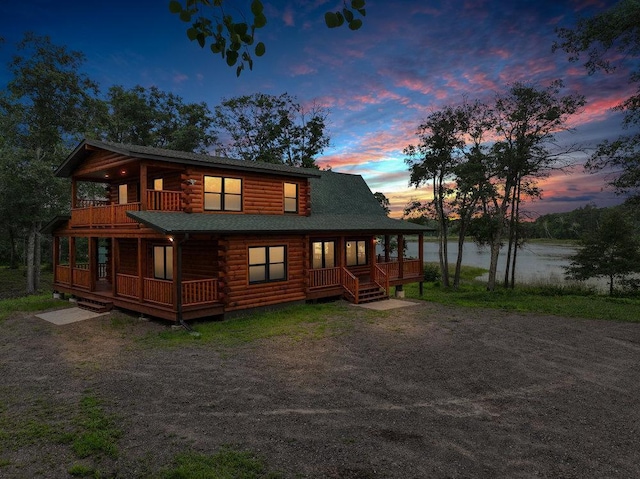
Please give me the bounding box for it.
[44,139,428,322]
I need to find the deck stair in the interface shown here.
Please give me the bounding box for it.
[345,281,388,304]
[77,298,113,314]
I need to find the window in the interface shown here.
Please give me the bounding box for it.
[249,246,286,283]
[346,240,367,266]
[312,241,335,269]
[153,178,163,191]
[118,184,128,204]
[284,182,298,213]
[204,176,242,211]
[153,245,173,280]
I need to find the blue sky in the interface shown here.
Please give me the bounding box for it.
[0,0,633,217]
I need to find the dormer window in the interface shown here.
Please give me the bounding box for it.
[204,176,242,211]
[284,182,298,213]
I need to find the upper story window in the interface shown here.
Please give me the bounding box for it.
[346,240,367,266]
[284,182,298,213]
[204,176,242,211]
[118,184,128,204]
[153,178,163,191]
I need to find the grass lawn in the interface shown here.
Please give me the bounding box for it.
[405,263,640,323]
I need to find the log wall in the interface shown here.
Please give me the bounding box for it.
[181,167,310,215]
[222,235,307,311]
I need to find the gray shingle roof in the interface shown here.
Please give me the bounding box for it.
[128,170,428,234]
[56,139,321,179]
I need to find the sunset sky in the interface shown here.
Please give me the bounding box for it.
[0,0,633,218]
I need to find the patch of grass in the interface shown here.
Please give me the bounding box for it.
[161,447,282,479]
[144,302,355,347]
[0,293,70,321]
[0,397,74,451]
[72,395,121,459]
[406,281,640,322]
[0,458,11,467]
[0,266,53,300]
[68,462,96,477]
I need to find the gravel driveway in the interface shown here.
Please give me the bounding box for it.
[1,300,639,478]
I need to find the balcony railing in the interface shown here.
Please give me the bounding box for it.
[71,203,141,227]
[146,190,182,211]
[71,190,183,227]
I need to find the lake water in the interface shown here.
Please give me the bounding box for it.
[386,240,605,289]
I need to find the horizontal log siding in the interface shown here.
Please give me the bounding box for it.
[183,168,309,215]
[223,235,306,311]
[118,239,138,275]
[182,239,220,280]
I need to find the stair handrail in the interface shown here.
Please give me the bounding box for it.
[341,267,359,304]
[373,264,390,298]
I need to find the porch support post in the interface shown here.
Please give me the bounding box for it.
[137,238,144,302]
[53,236,59,283]
[337,236,345,268]
[369,236,377,279]
[398,234,404,279]
[112,237,119,296]
[69,236,76,288]
[418,232,424,296]
[140,162,148,210]
[89,237,97,292]
[384,235,390,262]
[174,234,189,324]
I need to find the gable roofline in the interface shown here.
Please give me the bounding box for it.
[56,139,322,179]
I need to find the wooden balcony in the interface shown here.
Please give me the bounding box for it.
[70,190,182,228]
[71,202,141,227]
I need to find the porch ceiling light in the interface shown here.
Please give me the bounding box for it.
[168,236,174,243]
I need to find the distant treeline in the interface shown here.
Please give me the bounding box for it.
[522,202,640,240]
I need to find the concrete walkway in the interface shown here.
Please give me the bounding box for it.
[352,298,421,311]
[36,307,109,325]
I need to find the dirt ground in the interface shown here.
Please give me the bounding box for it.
[1,300,640,478]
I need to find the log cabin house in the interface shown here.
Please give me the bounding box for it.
[44,139,429,322]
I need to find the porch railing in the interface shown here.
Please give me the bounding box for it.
[116,274,139,299]
[115,274,219,307]
[56,265,71,284]
[373,264,390,298]
[146,190,182,211]
[376,259,423,280]
[342,268,359,304]
[308,267,342,289]
[72,267,90,289]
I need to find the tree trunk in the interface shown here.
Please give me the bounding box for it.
[509,188,522,289]
[487,235,502,291]
[26,223,36,294]
[35,222,42,291]
[9,227,19,269]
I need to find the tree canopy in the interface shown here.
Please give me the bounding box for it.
[565,208,640,295]
[92,85,217,154]
[213,92,330,167]
[169,0,366,76]
[555,0,640,200]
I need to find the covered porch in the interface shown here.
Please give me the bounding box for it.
[52,235,223,321]
[307,233,425,304]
